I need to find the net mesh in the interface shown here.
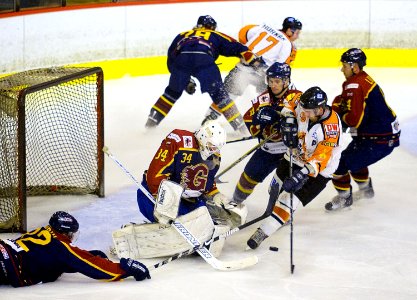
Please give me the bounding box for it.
[0,67,103,231]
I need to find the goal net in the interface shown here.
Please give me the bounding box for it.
[0,67,104,232]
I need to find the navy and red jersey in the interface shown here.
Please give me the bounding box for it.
[146,129,220,198]
[332,70,400,138]
[0,226,127,287]
[167,28,251,68]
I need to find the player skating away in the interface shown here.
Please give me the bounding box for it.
[201,17,302,124]
[325,48,401,210]
[231,62,302,205]
[114,121,247,259]
[246,87,343,249]
[145,15,262,134]
[0,211,150,287]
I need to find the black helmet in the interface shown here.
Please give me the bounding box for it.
[49,211,79,234]
[196,15,217,30]
[266,62,291,80]
[282,17,302,31]
[299,87,327,109]
[341,48,367,69]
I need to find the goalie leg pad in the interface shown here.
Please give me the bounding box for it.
[112,206,214,259]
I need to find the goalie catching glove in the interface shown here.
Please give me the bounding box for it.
[211,193,248,227]
[120,258,151,281]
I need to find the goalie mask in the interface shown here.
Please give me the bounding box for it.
[195,121,226,160]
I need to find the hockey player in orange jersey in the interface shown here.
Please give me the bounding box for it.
[246,87,343,249]
[202,17,302,124]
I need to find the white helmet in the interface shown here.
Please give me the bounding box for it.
[195,121,226,160]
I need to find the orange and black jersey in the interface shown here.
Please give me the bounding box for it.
[0,226,127,287]
[332,70,399,137]
[146,129,220,198]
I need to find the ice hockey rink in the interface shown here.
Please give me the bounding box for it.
[1,67,417,299]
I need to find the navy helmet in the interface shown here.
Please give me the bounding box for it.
[266,62,291,80]
[299,87,327,109]
[49,211,79,234]
[341,48,367,69]
[282,17,302,31]
[197,15,217,30]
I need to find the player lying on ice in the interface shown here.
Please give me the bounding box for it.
[112,121,248,259]
[0,211,150,287]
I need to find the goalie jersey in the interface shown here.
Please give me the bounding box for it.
[139,129,220,222]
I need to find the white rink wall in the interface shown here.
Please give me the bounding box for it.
[1,0,417,73]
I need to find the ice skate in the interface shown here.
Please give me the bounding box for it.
[325,187,353,211]
[353,178,375,201]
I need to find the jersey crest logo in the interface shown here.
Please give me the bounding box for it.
[182,136,193,148]
[181,164,209,191]
[324,123,339,138]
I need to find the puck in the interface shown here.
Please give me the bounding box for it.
[269,246,279,252]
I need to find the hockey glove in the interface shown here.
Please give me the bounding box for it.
[185,78,197,95]
[282,168,308,193]
[281,116,298,148]
[253,106,280,128]
[120,258,151,281]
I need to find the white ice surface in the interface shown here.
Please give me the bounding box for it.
[1,68,417,300]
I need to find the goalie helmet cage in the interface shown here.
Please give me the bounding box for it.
[0,67,104,233]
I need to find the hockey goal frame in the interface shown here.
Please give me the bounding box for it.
[0,67,104,232]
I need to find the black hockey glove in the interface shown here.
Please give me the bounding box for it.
[120,258,151,281]
[185,78,197,95]
[253,106,280,127]
[283,169,308,193]
[281,116,298,148]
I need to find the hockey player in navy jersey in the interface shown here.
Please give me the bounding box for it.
[111,122,247,260]
[145,15,262,133]
[325,48,401,210]
[0,211,150,287]
[231,62,302,205]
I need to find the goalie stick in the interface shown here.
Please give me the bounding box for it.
[103,146,258,271]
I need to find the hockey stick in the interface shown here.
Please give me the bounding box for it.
[289,150,295,274]
[103,146,258,271]
[203,184,276,247]
[215,133,277,184]
[226,136,255,144]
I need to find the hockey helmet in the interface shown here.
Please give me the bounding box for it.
[282,17,302,31]
[195,120,226,160]
[299,86,328,109]
[49,211,79,234]
[341,48,367,69]
[197,15,217,30]
[266,62,291,80]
